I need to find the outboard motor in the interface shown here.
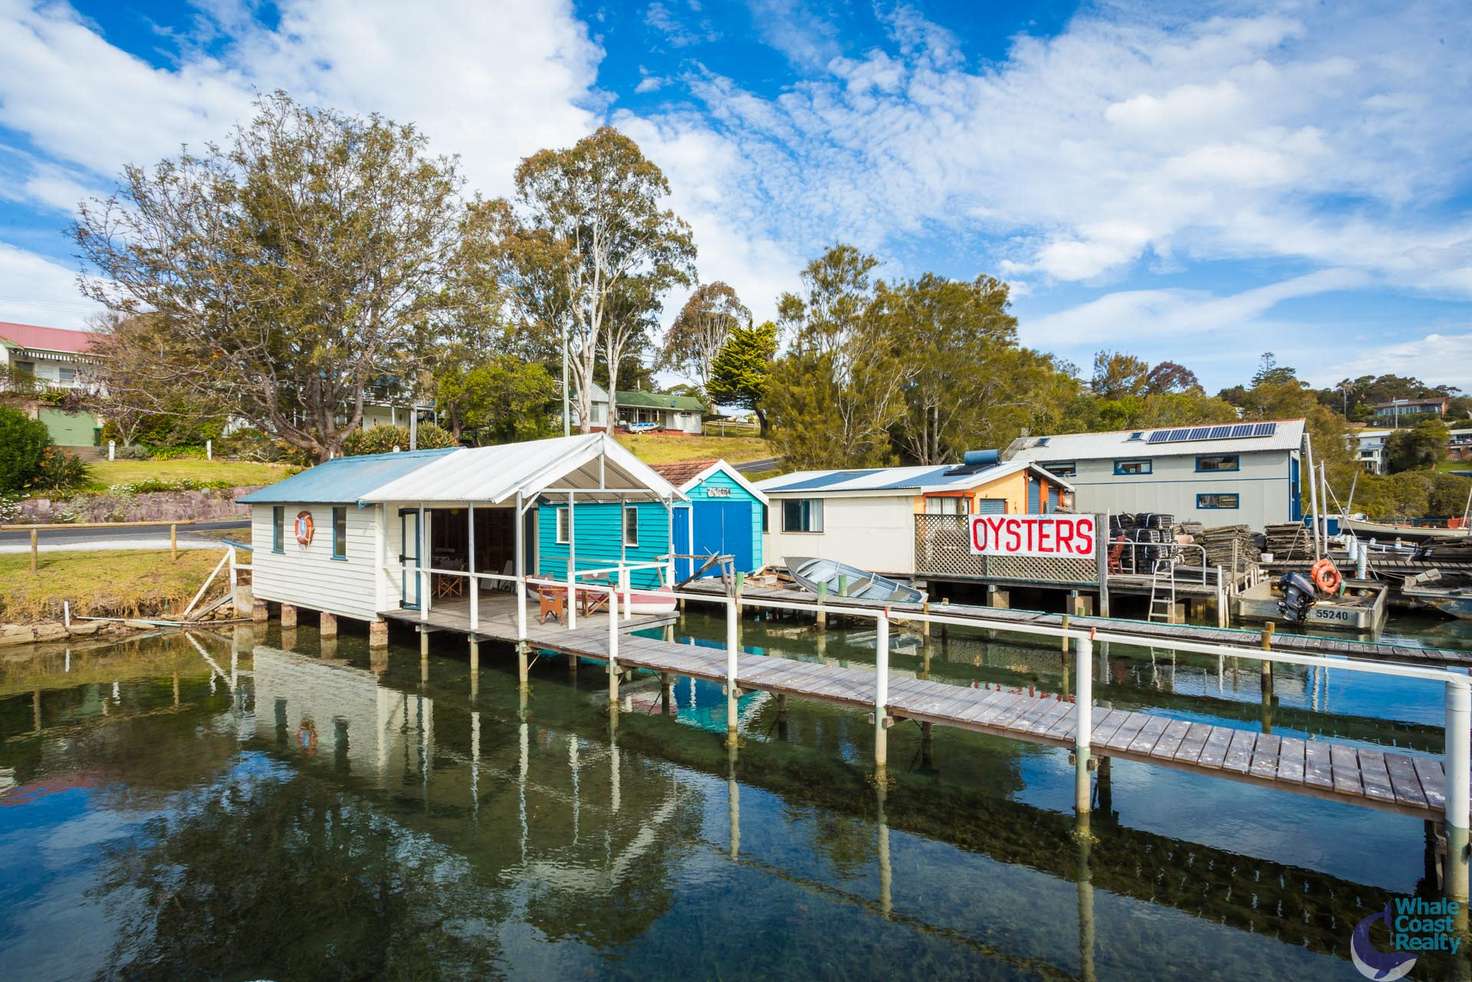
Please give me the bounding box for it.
[1277,571,1317,624]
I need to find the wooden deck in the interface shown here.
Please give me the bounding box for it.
[379,591,675,642]
[510,622,1458,819]
[679,580,1472,667]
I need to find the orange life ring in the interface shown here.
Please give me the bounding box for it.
[298,720,318,756]
[294,510,315,546]
[1310,559,1342,595]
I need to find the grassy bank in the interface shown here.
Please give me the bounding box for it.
[616,433,772,466]
[0,549,223,622]
[84,458,292,491]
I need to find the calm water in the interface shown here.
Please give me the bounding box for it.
[1,608,1470,979]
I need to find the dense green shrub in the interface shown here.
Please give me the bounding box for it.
[343,422,456,456]
[0,407,50,493]
[30,447,89,491]
[214,427,312,465]
[109,478,233,494]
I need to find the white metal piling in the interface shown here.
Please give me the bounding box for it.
[1445,678,1470,901]
[1074,631,1094,815]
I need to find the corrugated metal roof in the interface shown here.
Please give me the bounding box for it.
[361,433,682,504]
[757,459,1068,495]
[0,321,100,354]
[236,448,455,504]
[1007,418,1305,462]
[615,390,705,411]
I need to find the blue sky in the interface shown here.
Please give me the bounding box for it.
[2,0,1470,391]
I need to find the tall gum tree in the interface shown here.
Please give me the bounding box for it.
[73,92,462,461]
[505,127,695,432]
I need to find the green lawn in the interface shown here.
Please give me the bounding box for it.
[0,548,222,621]
[616,433,773,466]
[85,457,292,490]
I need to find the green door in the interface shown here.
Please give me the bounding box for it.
[37,408,98,447]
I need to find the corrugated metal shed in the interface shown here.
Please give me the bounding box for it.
[1007,418,1305,461]
[237,448,455,504]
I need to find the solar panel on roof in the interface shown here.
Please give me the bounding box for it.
[1208,424,1233,439]
[1252,421,1277,437]
[1168,428,1194,442]
[1141,421,1284,447]
[1230,423,1254,438]
[1146,431,1171,444]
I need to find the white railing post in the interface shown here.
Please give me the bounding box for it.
[875,607,890,715]
[468,504,478,633]
[1446,678,1470,900]
[1075,631,1094,816]
[567,491,577,631]
[608,587,620,705]
[620,566,631,623]
[515,492,527,642]
[726,590,739,745]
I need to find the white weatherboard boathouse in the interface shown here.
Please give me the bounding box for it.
[238,434,683,641]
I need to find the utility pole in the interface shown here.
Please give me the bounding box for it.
[561,321,571,437]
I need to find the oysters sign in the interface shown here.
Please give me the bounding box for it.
[969,514,1097,558]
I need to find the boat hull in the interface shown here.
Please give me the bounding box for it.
[785,556,925,604]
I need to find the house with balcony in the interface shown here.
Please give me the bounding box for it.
[0,321,105,447]
[1372,397,1449,427]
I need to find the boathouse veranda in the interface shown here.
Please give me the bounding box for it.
[237,435,1472,906]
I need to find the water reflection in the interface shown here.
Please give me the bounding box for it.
[0,623,1463,979]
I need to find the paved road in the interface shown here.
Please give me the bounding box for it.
[734,457,781,474]
[0,519,249,553]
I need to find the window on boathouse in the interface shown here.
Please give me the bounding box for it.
[782,498,824,533]
[623,506,639,547]
[555,507,569,544]
[1197,492,1240,509]
[1114,459,1152,476]
[272,506,284,553]
[924,497,969,515]
[1196,454,1240,472]
[332,506,347,559]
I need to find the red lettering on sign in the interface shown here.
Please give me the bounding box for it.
[967,514,1097,559]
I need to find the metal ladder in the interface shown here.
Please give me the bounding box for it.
[1147,557,1177,623]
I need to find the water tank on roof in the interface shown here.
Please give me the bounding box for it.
[962,449,1000,467]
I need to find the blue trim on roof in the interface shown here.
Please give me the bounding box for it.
[763,469,885,492]
[236,448,457,504]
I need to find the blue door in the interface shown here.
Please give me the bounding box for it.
[693,500,753,575]
[1027,479,1041,513]
[673,506,692,581]
[399,508,421,609]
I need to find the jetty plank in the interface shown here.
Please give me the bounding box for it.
[1412,757,1447,812]
[1249,734,1281,780]
[1091,710,1128,746]
[1384,754,1429,809]
[1197,727,1233,769]
[1105,714,1149,752]
[1173,723,1213,764]
[1304,742,1334,789]
[1355,750,1397,804]
[1128,716,1171,756]
[1150,719,1192,760]
[1223,729,1257,774]
[1276,737,1306,784]
[1329,744,1363,797]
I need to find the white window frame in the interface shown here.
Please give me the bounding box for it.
[623,505,639,547]
[555,507,569,544]
[781,498,824,533]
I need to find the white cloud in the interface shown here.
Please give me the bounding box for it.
[746,0,840,71]
[1317,332,1472,389]
[0,244,103,328]
[1023,268,1373,346]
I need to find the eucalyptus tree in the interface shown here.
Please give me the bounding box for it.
[506,127,696,431]
[660,281,751,396]
[73,91,463,461]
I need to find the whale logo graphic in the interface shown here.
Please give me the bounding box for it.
[1350,905,1417,981]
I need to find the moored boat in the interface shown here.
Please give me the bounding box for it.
[785,557,926,604]
[1400,570,1472,619]
[1342,516,1472,543]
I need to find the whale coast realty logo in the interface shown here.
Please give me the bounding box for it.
[1351,897,1462,980]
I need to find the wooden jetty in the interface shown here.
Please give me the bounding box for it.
[680,580,1472,667]
[508,620,1455,820]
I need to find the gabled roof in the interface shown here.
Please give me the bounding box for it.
[1006,419,1306,461]
[239,434,684,507]
[0,321,100,355]
[615,390,705,411]
[756,459,1070,496]
[237,448,455,504]
[653,458,769,503]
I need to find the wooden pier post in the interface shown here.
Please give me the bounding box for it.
[469,639,480,700]
[29,528,37,574]
[660,672,673,716]
[921,600,931,637]
[986,584,1009,609]
[725,590,739,747]
[319,611,337,639]
[816,582,827,629]
[728,741,741,860]
[776,692,789,740]
[170,522,177,561]
[876,774,892,918]
[280,604,297,629]
[369,618,388,648]
[281,626,297,652]
[1260,622,1274,696]
[252,598,270,624]
[1060,614,1070,652]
